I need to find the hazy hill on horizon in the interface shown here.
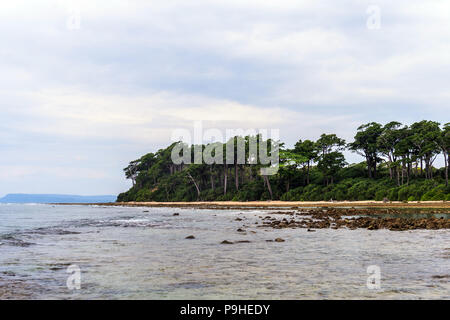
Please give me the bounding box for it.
[0,194,117,204]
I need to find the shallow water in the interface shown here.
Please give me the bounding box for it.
[0,204,448,299]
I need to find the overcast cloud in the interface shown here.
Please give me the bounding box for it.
[0,0,449,196]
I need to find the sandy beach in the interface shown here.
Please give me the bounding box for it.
[91,200,450,209]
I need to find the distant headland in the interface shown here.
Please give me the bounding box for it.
[0,194,117,204]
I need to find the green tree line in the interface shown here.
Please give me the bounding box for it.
[117,120,450,202]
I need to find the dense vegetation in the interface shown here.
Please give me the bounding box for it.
[117,121,450,202]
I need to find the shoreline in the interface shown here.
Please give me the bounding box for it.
[59,200,450,210]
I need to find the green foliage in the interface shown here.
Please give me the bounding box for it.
[118,121,450,202]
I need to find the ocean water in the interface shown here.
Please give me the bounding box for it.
[0,203,448,299]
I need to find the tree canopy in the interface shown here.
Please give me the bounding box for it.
[117,120,450,202]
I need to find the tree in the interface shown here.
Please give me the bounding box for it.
[123,160,140,187]
[279,149,307,192]
[317,151,347,186]
[394,126,414,185]
[377,121,403,180]
[348,122,383,178]
[410,121,441,179]
[440,123,450,186]
[315,134,346,157]
[293,139,318,185]
[314,134,346,185]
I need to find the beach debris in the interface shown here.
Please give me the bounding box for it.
[173,213,180,216]
[274,238,285,242]
[221,240,234,244]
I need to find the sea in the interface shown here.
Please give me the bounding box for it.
[0,203,448,299]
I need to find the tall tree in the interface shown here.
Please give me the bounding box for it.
[410,120,441,179]
[348,122,383,178]
[377,121,403,180]
[293,139,318,185]
[279,149,307,192]
[315,134,346,185]
[315,134,346,157]
[439,123,450,186]
[317,151,347,186]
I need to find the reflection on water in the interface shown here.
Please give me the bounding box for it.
[0,204,449,299]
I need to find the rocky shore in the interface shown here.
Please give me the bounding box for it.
[257,208,450,231]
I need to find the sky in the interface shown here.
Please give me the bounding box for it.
[0,0,449,197]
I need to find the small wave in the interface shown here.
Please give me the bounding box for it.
[27,228,81,236]
[109,219,158,227]
[0,235,35,247]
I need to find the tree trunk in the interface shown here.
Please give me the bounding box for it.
[420,158,423,177]
[373,159,377,178]
[401,164,404,186]
[388,154,393,180]
[187,172,201,200]
[263,175,273,200]
[223,165,228,195]
[445,152,449,187]
[367,157,372,178]
[235,163,239,191]
[210,167,215,191]
[307,161,310,185]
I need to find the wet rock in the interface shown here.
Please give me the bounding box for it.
[221,240,234,244]
[254,208,450,231]
[237,228,245,232]
[307,229,315,232]
[432,275,450,279]
[185,235,195,239]
[235,240,251,243]
[235,218,243,221]
[173,213,179,216]
[274,238,285,242]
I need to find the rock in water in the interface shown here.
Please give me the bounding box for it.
[185,235,195,239]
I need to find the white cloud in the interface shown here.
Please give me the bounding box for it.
[0,0,449,195]
[7,88,355,145]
